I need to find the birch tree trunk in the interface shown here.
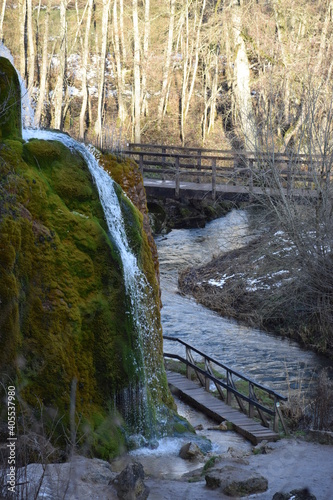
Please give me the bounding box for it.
[79,0,93,139]
[157,0,176,124]
[0,0,6,42]
[53,0,67,130]
[19,0,27,79]
[141,0,150,116]
[232,2,256,151]
[132,0,141,142]
[34,0,50,127]
[113,0,127,123]
[95,0,111,145]
[272,0,290,123]
[26,0,35,91]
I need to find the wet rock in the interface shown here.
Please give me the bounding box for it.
[272,488,317,500]
[207,422,229,431]
[205,465,268,496]
[253,439,270,455]
[179,442,204,461]
[112,461,150,500]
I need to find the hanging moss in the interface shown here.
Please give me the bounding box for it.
[0,57,22,140]
[0,134,178,457]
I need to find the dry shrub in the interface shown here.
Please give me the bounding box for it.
[311,369,333,431]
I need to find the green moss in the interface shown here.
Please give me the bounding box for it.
[0,132,176,457]
[0,57,22,140]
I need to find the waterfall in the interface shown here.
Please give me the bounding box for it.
[22,131,156,436]
[1,44,158,436]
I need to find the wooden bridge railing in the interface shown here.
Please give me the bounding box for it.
[163,335,288,434]
[122,143,321,200]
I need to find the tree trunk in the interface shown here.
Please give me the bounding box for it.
[141,0,150,116]
[113,0,127,123]
[19,0,27,80]
[232,3,257,151]
[95,0,111,145]
[79,0,93,139]
[34,0,50,127]
[26,0,35,92]
[132,0,141,142]
[0,0,7,42]
[53,0,67,130]
[157,0,176,124]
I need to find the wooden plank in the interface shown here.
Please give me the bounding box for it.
[167,371,280,444]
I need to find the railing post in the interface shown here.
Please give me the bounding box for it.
[249,382,254,418]
[139,153,144,175]
[197,149,202,183]
[162,147,166,167]
[205,358,210,392]
[175,156,180,199]
[186,347,192,380]
[287,162,291,196]
[273,398,279,433]
[248,159,254,201]
[212,157,216,201]
[227,370,232,405]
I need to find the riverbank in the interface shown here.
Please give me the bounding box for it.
[178,225,333,360]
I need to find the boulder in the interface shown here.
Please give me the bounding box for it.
[205,465,268,497]
[272,488,317,500]
[112,461,150,500]
[179,442,204,461]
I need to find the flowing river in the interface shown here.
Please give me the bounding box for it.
[156,209,332,394]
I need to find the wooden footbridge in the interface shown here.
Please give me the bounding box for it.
[122,143,320,202]
[163,336,288,445]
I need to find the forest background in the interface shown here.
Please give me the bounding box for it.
[1,0,332,151]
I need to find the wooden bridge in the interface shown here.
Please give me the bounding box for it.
[122,143,320,202]
[163,336,288,444]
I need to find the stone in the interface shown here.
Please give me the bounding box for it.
[272,488,317,500]
[112,461,150,500]
[205,465,268,497]
[179,442,204,461]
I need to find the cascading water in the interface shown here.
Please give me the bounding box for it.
[22,132,157,436]
[1,43,159,437]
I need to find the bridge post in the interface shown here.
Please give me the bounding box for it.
[197,149,201,183]
[139,153,144,175]
[287,162,291,196]
[175,156,180,198]
[248,159,254,201]
[212,157,216,200]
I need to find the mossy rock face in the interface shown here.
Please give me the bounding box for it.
[0,57,22,140]
[0,135,174,458]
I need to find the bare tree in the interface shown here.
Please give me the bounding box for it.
[26,0,35,92]
[113,0,127,124]
[34,0,51,127]
[79,0,94,139]
[141,0,150,117]
[157,0,176,125]
[53,0,67,130]
[0,0,6,42]
[231,0,257,150]
[132,0,141,142]
[94,0,111,145]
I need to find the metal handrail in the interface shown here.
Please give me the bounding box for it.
[163,335,288,433]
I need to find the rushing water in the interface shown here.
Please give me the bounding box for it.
[22,128,161,434]
[157,210,332,394]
